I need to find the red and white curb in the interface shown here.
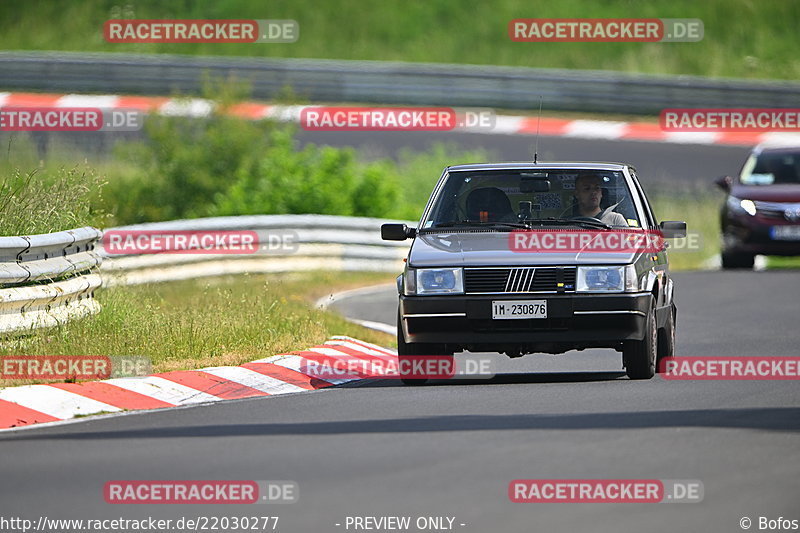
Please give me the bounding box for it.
[3,91,799,147]
[0,336,395,431]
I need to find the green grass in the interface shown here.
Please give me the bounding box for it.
[0,0,797,80]
[765,256,800,269]
[0,137,110,235]
[650,190,724,271]
[0,270,396,388]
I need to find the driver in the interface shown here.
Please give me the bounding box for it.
[573,173,628,226]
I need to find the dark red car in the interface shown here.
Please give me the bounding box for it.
[716,144,800,269]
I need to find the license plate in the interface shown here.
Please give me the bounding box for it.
[492,300,547,320]
[770,225,800,240]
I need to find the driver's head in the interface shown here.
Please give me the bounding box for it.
[574,173,603,213]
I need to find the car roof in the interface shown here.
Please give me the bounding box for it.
[446,162,630,172]
[753,144,800,156]
[753,137,800,154]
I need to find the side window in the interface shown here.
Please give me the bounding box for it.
[629,170,657,229]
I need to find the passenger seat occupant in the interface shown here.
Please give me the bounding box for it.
[573,174,628,226]
[465,187,516,222]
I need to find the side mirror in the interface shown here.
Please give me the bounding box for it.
[381,223,415,241]
[714,175,733,192]
[659,221,687,239]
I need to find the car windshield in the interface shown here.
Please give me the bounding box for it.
[740,151,800,185]
[421,169,641,229]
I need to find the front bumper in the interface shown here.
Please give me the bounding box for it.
[723,212,800,256]
[400,292,652,349]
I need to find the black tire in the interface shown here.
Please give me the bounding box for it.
[396,310,450,386]
[721,250,755,270]
[656,303,676,373]
[623,297,657,380]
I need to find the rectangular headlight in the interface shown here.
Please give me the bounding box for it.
[577,266,626,292]
[415,268,464,295]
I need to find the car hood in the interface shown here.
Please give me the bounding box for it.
[731,183,800,202]
[409,231,639,267]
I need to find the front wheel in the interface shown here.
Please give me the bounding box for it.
[721,250,755,269]
[623,297,657,380]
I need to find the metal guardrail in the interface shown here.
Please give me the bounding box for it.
[2,51,800,114]
[1,215,411,334]
[0,227,103,334]
[99,214,412,286]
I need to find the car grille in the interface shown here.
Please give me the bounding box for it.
[464,267,576,293]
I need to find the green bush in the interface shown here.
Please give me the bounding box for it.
[102,108,491,224]
[211,128,402,218]
[111,111,274,222]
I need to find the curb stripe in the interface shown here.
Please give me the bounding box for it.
[329,338,397,357]
[159,98,213,117]
[240,362,332,390]
[102,376,220,405]
[565,120,627,139]
[201,366,308,395]
[0,385,121,419]
[115,95,170,111]
[156,370,270,400]
[271,354,355,385]
[517,117,570,136]
[56,94,120,108]
[3,93,62,106]
[621,122,667,140]
[0,399,60,428]
[0,338,387,430]
[317,344,394,363]
[48,382,173,410]
[294,351,371,379]
[228,102,272,119]
[0,91,773,146]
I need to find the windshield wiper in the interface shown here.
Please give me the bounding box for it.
[525,217,613,230]
[429,221,532,230]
